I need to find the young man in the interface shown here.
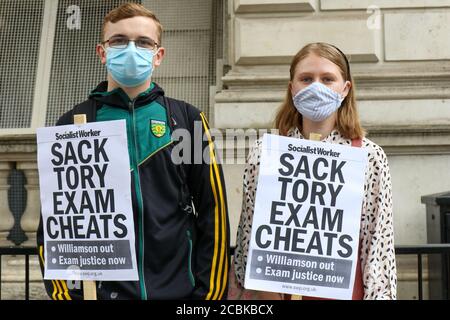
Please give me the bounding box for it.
[36,3,229,300]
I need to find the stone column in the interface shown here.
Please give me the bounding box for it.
[17,161,41,247]
[0,162,14,246]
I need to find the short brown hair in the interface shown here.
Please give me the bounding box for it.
[274,43,365,140]
[101,3,163,44]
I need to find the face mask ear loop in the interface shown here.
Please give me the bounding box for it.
[341,80,351,100]
[101,43,108,54]
[149,47,160,68]
[101,44,111,65]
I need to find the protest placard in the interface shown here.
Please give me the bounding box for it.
[37,120,138,282]
[245,134,368,300]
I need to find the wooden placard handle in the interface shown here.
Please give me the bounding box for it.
[73,113,98,301]
[309,133,322,141]
[291,132,322,301]
[83,281,97,300]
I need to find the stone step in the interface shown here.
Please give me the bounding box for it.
[0,282,49,300]
[1,255,43,282]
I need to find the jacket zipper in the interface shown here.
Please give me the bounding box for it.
[186,230,195,287]
[129,100,148,300]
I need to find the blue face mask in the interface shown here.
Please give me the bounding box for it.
[292,82,345,122]
[106,42,156,88]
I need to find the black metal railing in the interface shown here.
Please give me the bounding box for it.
[395,244,450,300]
[1,245,450,300]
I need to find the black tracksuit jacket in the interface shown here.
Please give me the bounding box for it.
[36,81,230,300]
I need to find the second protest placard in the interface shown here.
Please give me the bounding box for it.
[245,134,368,300]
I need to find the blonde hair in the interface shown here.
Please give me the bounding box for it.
[274,42,365,139]
[101,3,163,44]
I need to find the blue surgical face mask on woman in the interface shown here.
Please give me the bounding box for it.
[292,82,346,122]
[106,41,157,88]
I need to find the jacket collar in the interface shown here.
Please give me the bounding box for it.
[89,81,165,110]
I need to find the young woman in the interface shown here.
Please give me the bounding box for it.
[229,43,397,300]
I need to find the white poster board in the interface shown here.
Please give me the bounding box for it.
[245,134,368,300]
[37,120,138,281]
